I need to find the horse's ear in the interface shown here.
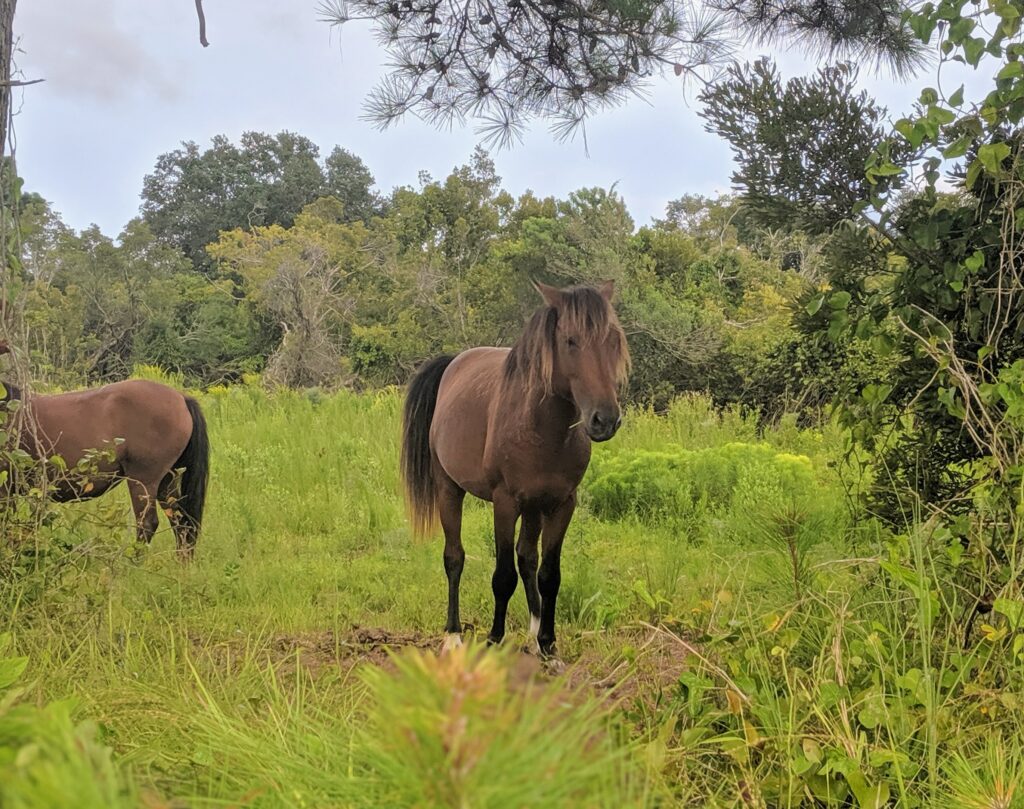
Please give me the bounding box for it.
[598,279,615,301]
[533,280,563,307]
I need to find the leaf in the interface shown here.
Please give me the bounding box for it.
[828,310,850,339]
[847,769,892,809]
[805,293,825,315]
[0,655,29,689]
[998,60,1024,79]
[829,290,852,310]
[929,105,956,125]
[966,158,983,189]
[870,162,904,178]
[964,36,986,66]
[673,63,684,76]
[994,597,1024,629]
[943,134,973,158]
[978,142,1011,175]
[949,85,965,107]
[742,719,762,747]
[965,249,986,271]
[981,623,1008,642]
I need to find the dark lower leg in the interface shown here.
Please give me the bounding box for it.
[159,473,195,561]
[538,494,576,657]
[439,485,466,636]
[129,480,160,545]
[516,509,542,642]
[488,492,520,644]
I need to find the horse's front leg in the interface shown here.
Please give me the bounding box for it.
[488,489,521,645]
[516,508,543,652]
[538,492,576,659]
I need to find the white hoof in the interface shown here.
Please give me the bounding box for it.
[441,633,463,653]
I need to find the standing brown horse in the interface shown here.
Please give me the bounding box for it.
[0,343,209,558]
[401,281,629,657]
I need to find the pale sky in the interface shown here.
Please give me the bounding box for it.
[13,1,972,238]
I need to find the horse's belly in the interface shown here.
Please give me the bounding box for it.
[50,474,122,503]
[431,349,503,498]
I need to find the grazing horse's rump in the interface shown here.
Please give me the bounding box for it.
[1,370,210,558]
[401,281,629,657]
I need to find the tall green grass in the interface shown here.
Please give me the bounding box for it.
[0,377,1022,806]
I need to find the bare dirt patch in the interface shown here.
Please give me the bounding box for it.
[192,623,694,706]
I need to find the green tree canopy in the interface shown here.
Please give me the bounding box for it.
[140,131,382,271]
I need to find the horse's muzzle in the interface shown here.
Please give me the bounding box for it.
[586,408,622,442]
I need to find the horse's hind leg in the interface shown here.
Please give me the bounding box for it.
[516,508,543,652]
[127,479,160,546]
[438,476,466,650]
[159,471,196,561]
[538,493,576,660]
[488,489,521,645]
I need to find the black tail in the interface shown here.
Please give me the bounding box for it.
[401,355,455,539]
[175,396,210,542]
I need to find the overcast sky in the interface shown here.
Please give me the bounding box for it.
[13,1,963,238]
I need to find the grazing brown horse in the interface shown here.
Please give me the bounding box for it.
[401,281,629,657]
[0,343,209,558]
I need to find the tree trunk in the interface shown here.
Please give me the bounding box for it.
[0,0,16,161]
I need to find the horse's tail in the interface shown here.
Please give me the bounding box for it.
[401,354,455,539]
[175,396,210,540]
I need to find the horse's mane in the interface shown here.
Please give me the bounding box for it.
[504,285,630,398]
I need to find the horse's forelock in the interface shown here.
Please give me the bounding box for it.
[559,286,630,384]
[506,284,630,394]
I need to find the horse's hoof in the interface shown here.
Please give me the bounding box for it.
[486,634,503,647]
[441,633,463,654]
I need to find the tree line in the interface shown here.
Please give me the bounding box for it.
[10,134,875,425]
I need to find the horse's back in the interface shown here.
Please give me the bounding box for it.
[431,347,507,500]
[31,379,193,468]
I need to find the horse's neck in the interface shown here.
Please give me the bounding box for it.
[510,385,577,440]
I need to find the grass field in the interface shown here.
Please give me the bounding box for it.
[2,376,1023,807]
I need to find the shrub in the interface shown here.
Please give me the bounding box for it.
[0,634,137,808]
[586,442,848,596]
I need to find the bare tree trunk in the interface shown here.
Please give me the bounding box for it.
[0,0,16,161]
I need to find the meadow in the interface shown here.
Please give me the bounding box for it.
[1,374,1022,808]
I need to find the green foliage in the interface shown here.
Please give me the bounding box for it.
[361,644,645,807]
[10,139,829,418]
[0,634,136,808]
[141,131,381,270]
[699,58,891,234]
[586,439,847,596]
[322,0,922,143]
[0,388,1022,806]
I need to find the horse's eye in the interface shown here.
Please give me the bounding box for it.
[566,336,579,349]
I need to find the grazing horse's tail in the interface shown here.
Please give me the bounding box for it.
[176,396,210,540]
[401,354,455,539]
